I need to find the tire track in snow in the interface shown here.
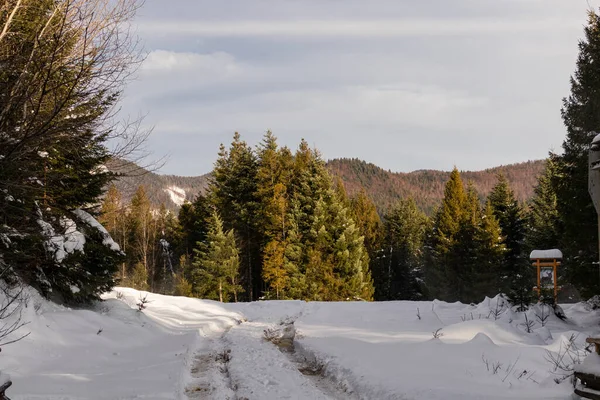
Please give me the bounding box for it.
[182,325,238,400]
[224,320,336,400]
[284,341,361,400]
[261,318,361,400]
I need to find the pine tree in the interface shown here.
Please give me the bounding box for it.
[173,273,193,297]
[282,199,306,299]
[255,132,293,239]
[350,190,382,253]
[303,197,336,300]
[449,182,481,303]
[379,198,429,300]
[130,262,149,291]
[177,194,211,260]
[488,173,528,303]
[261,181,292,299]
[209,133,260,300]
[427,168,468,301]
[191,211,243,302]
[329,194,374,301]
[473,201,505,300]
[262,239,288,299]
[553,10,600,297]
[526,160,561,251]
[255,132,298,299]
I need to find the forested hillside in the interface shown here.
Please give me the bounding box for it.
[110,157,544,214]
[327,158,545,213]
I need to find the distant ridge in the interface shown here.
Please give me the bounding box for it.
[327,158,545,214]
[109,158,545,214]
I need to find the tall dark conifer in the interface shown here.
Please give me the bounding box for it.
[209,133,260,300]
[526,160,561,252]
[552,11,600,297]
[379,198,428,300]
[488,173,529,304]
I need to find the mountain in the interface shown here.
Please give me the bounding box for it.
[107,159,210,211]
[108,158,545,214]
[328,158,545,214]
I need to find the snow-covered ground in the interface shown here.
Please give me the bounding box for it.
[2,287,600,399]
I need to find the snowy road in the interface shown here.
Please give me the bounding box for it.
[182,301,355,400]
[2,288,598,399]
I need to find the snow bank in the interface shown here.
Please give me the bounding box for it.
[0,287,242,399]
[288,298,589,399]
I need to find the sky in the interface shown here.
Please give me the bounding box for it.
[120,0,597,176]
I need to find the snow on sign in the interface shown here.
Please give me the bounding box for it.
[529,249,563,259]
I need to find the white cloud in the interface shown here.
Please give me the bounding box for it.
[142,50,240,75]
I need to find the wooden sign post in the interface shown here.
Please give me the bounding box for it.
[530,249,562,303]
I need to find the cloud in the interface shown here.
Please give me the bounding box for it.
[138,17,582,38]
[142,50,239,75]
[119,0,592,175]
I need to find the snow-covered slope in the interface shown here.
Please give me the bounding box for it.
[2,289,600,399]
[164,186,187,207]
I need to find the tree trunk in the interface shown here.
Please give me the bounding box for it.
[219,280,223,303]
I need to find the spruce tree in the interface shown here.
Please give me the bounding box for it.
[553,10,600,297]
[427,168,467,301]
[488,173,529,304]
[329,194,374,301]
[177,194,211,259]
[269,141,375,301]
[304,197,337,300]
[526,160,561,251]
[282,199,307,299]
[350,189,383,295]
[209,133,260,300]
[191,211,242,302]
[449,183,481,303]
[379,198,429,300]
[262,239,288,299]
[262,182,292,299]
[473,201,505,300]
